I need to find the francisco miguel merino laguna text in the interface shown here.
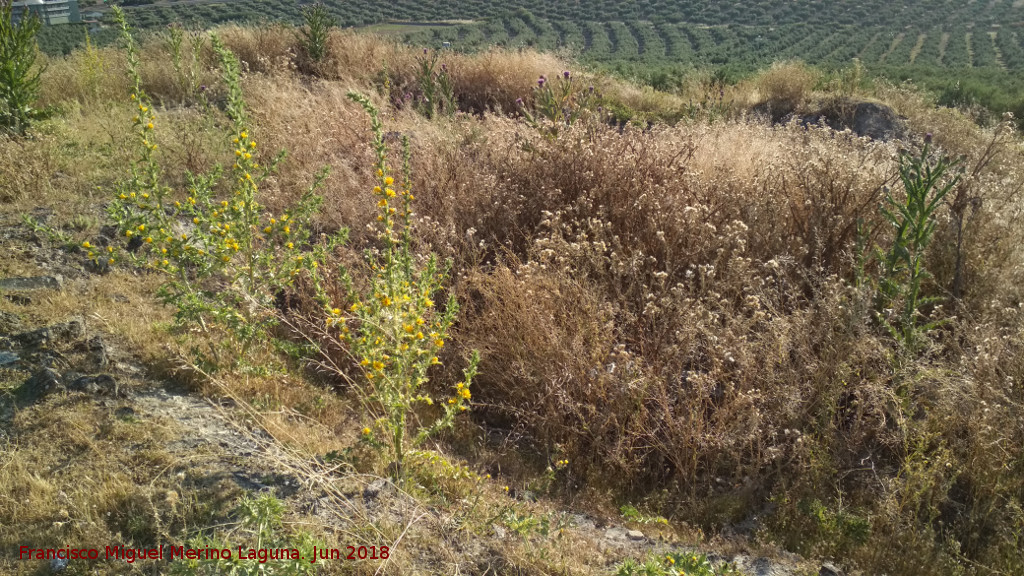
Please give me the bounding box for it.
[20,545,391,563]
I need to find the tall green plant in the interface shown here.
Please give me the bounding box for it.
[414,48,456,119]
[875,136,962,352]
[106,7,342,359]
[329,93,478,477]
[298,2,335,69]
[0,1,44,135]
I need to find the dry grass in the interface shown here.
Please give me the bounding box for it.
[4,22,1024,576]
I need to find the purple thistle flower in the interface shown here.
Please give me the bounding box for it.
[538,76,546,87]
[199,85,207,92]
[515,97,524,106]
[924,132,933,144]
[563,70,570,79]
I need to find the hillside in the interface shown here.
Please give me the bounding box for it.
[4,7,1024,576]
[36,0,1024,124]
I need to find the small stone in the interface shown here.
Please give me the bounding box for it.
[0,310,22,333]
[492,524,507,539]
[363,478,390,500]
[68,374,117,395]
[0,276,61,292]
[626,529,645,541]
[25,368,62,394]
[50,557,68,572]
[0,351,18,366]
[820,562,843,576]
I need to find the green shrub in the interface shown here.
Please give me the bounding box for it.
[298,2,334,70]
[0,1,44,135]
[873,136,962,353]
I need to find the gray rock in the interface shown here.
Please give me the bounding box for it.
[793,99,908,142]
[605,526,640,542]
[50,557,68,572]
[86,335,108,368]
[12,318,84,347]
[851,101,908,141]
[820,562,843,576]
[732,555,796,576]
[68,374,118,395]
[569,513,596,530]
[0,351,18,366]
[492,524,507,539]
[0,276,61,292]
[24,368,62,395]
[363,477,392,500]
[0,310,22,333]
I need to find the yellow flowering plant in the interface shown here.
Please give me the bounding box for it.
[106,8,342,354]
[330,93,478,477]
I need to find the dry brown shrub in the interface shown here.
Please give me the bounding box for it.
[754,60,819,116]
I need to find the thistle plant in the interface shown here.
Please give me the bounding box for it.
[414,48,456,119]
[516,70,595,136]
[0,1,44,135]
[105,8,341,355]
[330,93,478,477]
[875,136,962,352]
[298,2,335,70]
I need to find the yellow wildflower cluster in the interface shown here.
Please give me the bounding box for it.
[332,93,478,474]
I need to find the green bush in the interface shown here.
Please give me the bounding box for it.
[0,1,44,135]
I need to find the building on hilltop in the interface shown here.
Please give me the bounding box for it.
[11,0,82,25]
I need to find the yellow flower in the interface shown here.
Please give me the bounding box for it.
[244,153,251,160]
[381,296,391,306]
[373,186,382,194]
[125,230,133,237]
[286,242,294,249]
[415,331,424,340]
[372,361,384,371]
[250,141,256,148]
[240,131,247,139]
[82,241,91,249]
[378,199,388,208]
[146,122,153,130]
[108,258,115,265]
[404,325,414,334]
[360,358,370,366]
[162,259,169,266]
[283,226,290,235]
[362,427,371,435]
[350,302,361,312]
[193,217,200,224]
[137,224,145,232]
[264,226,272,234]
[434,339,444,348]
[385,188,396,198]
[384,176,394,185]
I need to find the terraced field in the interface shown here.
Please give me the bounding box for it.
[37,0,1024,121]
